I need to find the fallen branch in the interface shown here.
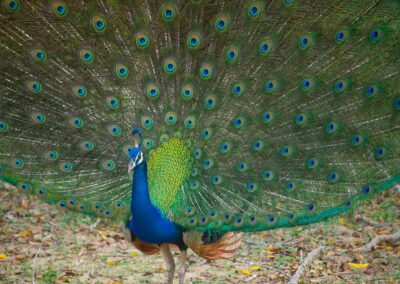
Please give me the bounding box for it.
[31,234,52,284]
[355,215,392,231]
[357,231,400,251]
[288,246,324,284]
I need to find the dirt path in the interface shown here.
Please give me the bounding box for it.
[0,187,399,283]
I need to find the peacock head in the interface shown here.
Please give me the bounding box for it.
[128,146,144,173]
[128,128,144,173]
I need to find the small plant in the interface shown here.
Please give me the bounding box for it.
[42,268,57,284]
[20,261,32,278]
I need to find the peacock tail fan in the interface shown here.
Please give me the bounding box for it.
[0,0,399,232]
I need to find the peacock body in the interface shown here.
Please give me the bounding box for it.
[1,0,400,282]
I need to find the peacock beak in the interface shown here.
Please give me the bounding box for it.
[127,151,144,174]
[127,159,135,174]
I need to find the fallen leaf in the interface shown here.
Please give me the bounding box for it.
[338,217,346,225]
[348,262,369,269]
[130,251,139,257]
[269,273,278,280]
[20,200,29,209]
[237,269,252,275]
[251,265,261,271]
[384,244,393,250]
[354,253,364,261]
[0,253,7,260]
[106,259,115,265]
[36,215,45,222]
[20,229,31,237]
[266,244,277,253]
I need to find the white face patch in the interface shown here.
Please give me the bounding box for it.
[127,151,144,173]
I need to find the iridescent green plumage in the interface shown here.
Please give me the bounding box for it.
[0,0,399,234]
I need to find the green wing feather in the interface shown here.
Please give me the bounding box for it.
[0,0,399,232]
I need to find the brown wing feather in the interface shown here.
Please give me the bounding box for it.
[122,224,179,255]
[184,232,242,261]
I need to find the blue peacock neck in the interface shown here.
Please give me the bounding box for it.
[130,158,152,220]
[128,152,184,244]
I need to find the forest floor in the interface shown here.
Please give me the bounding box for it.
[0,184,399,284]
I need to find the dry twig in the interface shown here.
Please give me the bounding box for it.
[288,246,324,284]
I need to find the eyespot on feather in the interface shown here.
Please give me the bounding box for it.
[164,111,178,125]
[214,14,230,33]
[17,181,32,193]
[4,0,20,12]
[135,32,151,49]
[80,141,94,152]
[0,120,9,132]
[226,46,240,63]
[91,15,107,33]
[59,162,73,173]
[163,58,178,75]
[27,80,43,94]
[115,64,129,79]
[73,85,87,98]
[45,150,59,161]
[106,96,120,109]
[160,3,177,22]
[258,37,274,56]
[51,1,68,18]
[181,83,194,101]
[146,83,160,99]
[35,187,47,199]
[30,48,47,62]
[108,124,122,136]
[186,31,201,50]
[199,63,213,80]
[31,112,46,124]
[11,158,24,169]
[69,117,84,128]
[247,1,264,20]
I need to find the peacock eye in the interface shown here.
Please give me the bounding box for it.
[259,38,273,56]
[161,4,177,22]
[226,46,239,63]
[51,2,68,17]
[79,49,94,64]
[91,15,107,33]
[163,58,178,75]
[115,64,129,79]
[5,0,20,12]
[247,1,264,19]
[214,14,230,32]
[369,27,384,43]
[199,64,213,80]
[283,0,296,7]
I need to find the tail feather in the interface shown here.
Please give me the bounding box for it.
[1,0,399,235]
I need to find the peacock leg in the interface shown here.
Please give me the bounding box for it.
[177,249,188,284]
[160,244,175,284]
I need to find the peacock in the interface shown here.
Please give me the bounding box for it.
[1,0,400,283]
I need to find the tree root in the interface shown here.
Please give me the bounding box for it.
[357,231,400,251]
